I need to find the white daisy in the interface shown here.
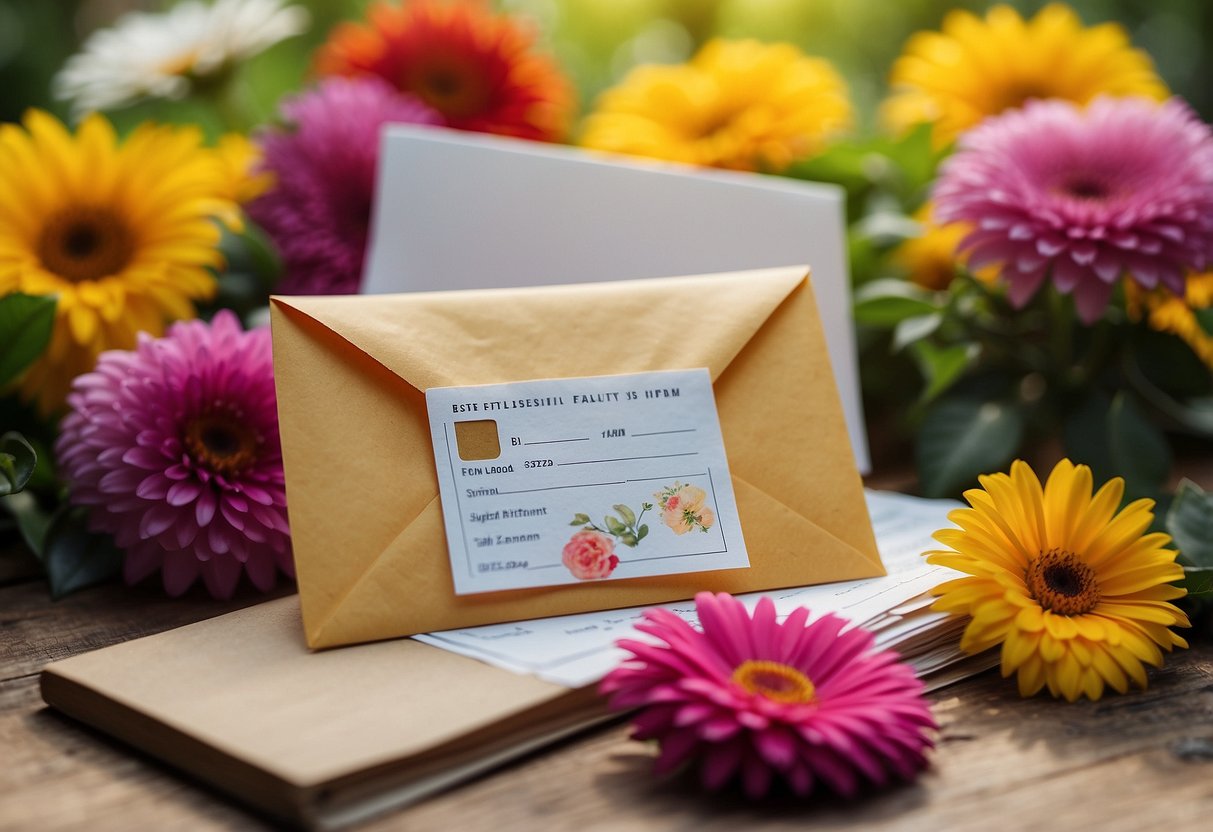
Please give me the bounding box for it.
[54,0,309,114]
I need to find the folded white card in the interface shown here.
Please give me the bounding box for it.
[362,126,869,473]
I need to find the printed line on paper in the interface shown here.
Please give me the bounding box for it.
[497,481,626,495]
[558,452,699,467]
[632,429,698,437]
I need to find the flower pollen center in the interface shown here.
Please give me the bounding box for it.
[37,205,135,283]
[184,411,260,478]
[731,660,816,705]
[1061,176,1111,201]
[1026,548,1100,616]
[411,59,490,118]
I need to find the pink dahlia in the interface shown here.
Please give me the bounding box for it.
[601,592,935,798]
[56,311,292,598]
[934,97,1213,323]
[247,76,440,295]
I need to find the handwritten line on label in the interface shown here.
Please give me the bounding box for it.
[626,472,707,483]
[631,428,698,437]
[523,437,589,445]
[557,452,699,467]
[497,481,626,495]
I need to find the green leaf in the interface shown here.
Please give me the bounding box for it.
[0,432,37,496]
[1,490,51,556]
[569,513,590,526]
[1107,392,1172,499]
[0,293,56,387]
[637,524,649,541]
[891,312,943,353]
[620,533,638,548]
[613,504,636,527]
[917,397,1025,498]
[1167,480,1213,568]
[912,340,977,403]
[42,508,125,600]
[853,279,939,327]
[1179,567,1213,600]
[604,515,626,536]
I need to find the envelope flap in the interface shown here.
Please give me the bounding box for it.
[271,266,808,390]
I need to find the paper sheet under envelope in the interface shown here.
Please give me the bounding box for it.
[415,491,960,686]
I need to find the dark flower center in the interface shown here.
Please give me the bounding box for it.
[411,59,490,119]
[1025,548,1100,616]
[731,660,816,704]
[184,412,260,478]
[37,205,135,283]
[1061,176,1111,201]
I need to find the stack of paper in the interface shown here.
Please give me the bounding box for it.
[415,490,994,691]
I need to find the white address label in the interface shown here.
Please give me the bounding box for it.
[426,369,749,595]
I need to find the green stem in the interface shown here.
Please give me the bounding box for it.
[1047,287,1075,390]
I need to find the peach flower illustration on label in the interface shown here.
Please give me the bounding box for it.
[654,482,716,535]
[564,501,651,580]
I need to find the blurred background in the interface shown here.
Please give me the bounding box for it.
[2,0,1210,134]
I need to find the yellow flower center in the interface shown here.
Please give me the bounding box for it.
[36,205,135,283]
[1026,548,1101,616]
[184,413,260,478]
[731,660,816,704]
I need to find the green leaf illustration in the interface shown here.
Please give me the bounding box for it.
[614,504,636,526]
[637,524,649,541]
[620,533,638,547]
[605,515,626,536]
[569,513,591,526]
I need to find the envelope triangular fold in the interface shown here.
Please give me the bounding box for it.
[272,267,807,390]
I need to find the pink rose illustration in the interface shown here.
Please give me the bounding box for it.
[562,530,620,580]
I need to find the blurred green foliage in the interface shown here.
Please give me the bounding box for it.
[1,0,1209,133]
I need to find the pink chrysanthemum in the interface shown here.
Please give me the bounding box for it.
[56,311,292,598]
[247,76,440,295]
[933,96,1213,323]
[601,592,936,798]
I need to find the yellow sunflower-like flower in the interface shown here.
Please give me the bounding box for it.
[892,204,998,291]
[928,459,1189,702]
[214,133,273,210]
[0,110,238,414]
[1126,273,1213,371]
[580,39,853,172]
[883,3,1168,146]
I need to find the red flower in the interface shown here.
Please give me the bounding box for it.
[315,0,574,142]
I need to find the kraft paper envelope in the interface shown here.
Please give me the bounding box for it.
[271,266,883,649]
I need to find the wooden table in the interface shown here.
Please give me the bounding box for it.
[4,467,1213,831]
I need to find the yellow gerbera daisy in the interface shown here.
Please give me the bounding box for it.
[0,110,238,414]
[580,39,853,173]
[1125,273,1213,371]
[928,459,1189,702]
[214,133,273,210]
[892,204,998,291]
[883,3,1168,146]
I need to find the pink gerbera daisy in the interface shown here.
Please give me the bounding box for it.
[601,592,936,798]
[56,311,292,598]
[933,96,1213,323]
[247,76,439,295]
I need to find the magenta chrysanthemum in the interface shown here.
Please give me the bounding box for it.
[247,76,440,295]
[56,311,292,599]
[601,592,936,798]
[934,96,1213,323]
